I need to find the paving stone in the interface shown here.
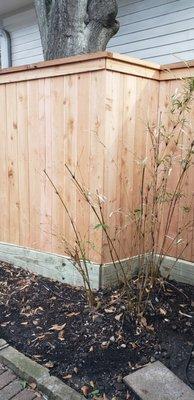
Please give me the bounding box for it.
[0,370,16,389]
[33,396,44,400]
[12,389,37,400]
[0,365,7,376]
[38,375,83,400]
[0,341,7,350]
[124,361,194,400]
[0,341,83,399]
[0,345,49,383]
[0,380,22,399]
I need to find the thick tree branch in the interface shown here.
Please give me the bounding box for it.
[45,0,52,15]
[34,0,119,60]
[86,0,119,52]
[34,0,50,57]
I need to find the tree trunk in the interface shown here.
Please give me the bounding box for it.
[34,0,119,60]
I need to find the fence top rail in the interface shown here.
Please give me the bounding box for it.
[0,51,160,75]
[160,59,194,81]
[0,51,193,84]
[162,59,194,70]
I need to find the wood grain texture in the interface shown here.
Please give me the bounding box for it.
[158,80,194,262]
[17,81,30,247]
[0,55,193,265]
[0,85,9,242]
[6,83,20,244]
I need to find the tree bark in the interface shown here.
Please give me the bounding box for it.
[34,0,119,60]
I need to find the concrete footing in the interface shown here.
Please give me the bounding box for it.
[0,242,193,289]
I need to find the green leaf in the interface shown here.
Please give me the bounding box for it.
[94,223,108,230]
[91,389,100,397]
[20,380,27,389]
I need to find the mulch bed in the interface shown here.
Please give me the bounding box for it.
[0,262,194,400]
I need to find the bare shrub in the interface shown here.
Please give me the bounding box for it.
[45,78,194,313]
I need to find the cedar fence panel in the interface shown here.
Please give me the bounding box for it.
[0,52,193,264]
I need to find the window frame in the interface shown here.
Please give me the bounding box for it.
[0,28,11,68]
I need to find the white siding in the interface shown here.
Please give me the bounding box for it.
[1,1,194,67]
[108,0,194,64]
[2,8,43,66]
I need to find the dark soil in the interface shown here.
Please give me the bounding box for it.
[0,262,194,400]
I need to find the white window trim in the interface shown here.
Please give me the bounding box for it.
[0,28,11,68]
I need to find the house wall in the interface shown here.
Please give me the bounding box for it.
[1,0,194,67]
[1,7,43,66]
[108,0,194,64]
[1,0,194,66]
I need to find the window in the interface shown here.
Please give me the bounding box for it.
[0,29,11,68]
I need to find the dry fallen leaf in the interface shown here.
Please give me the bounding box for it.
[29,382,37,390]
[115,313,123,321]
[66,312,80,317]
[63,374,72,380]
[1,321,10,327]
[34,307,44,313]
[131,342,137,349]
[35,393,42,398]
[92,313,102,322]
[35,334,46,341]
[104,306,116,314]
[19,284,30,291]
[179,310,192,318]
[49,323,66,331]
[146,324,154,333]
[33,355,42,360]
[81,385,90,397]
[140,316,147,327]
[159,308,167,316]
[101,341,109,349]
[58,330,65,341]
[126,390,133,399]
[44,361,54,368]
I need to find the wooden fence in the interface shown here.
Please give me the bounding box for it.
[0,52,193,265]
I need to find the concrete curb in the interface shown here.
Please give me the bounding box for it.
[0,339,84,400]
